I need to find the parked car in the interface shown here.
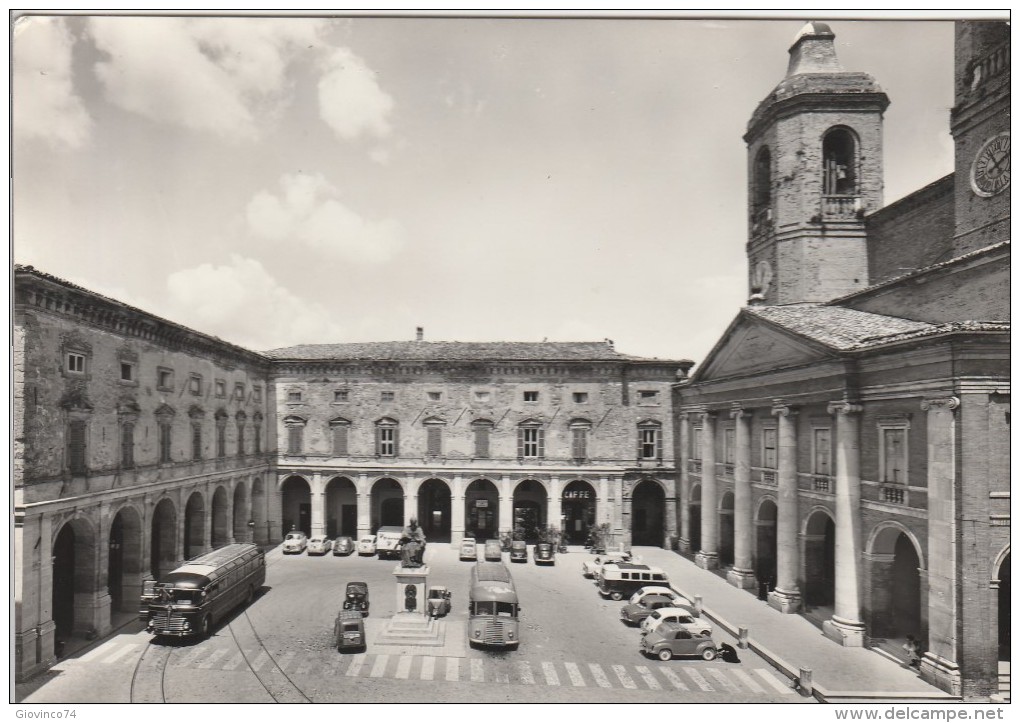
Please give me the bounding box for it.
[640,622,718,662]
[582,553,634,579]
[628,586,685,606]
[332,536,355,556]
[459,537,478,561]
[334,609,366,652]
[640,606,712,636]
[427,586,452,618]
[620,594,688,626]
[375,526,405,560]
[534,542,555,565]
[357,535,377,556]
[509,540,528,563]
[484,539,502,562]
[282,530,308,554]
[307,536,332,555]
[343,581,370,615]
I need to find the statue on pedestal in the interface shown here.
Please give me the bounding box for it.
[400,518,427,568]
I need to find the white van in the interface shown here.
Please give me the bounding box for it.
[597,563,669,600]
[375,526,404,560]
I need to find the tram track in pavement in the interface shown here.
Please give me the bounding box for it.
[129,639,171,703]
[226,610,312,703]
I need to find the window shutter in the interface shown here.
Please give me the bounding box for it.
[656,429,663,460]
[427,426,441,456]
[334,425,348,456]
[637,430,643,460]
[254,426,261,455]
[288,426,301,455]
[517,428,524,459]
[393,426,400,457]
[121,423,134,468]
[537,428,545,459]
[375,426,382,456]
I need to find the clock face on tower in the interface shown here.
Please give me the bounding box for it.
[970,133,1010,197]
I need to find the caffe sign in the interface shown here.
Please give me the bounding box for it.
[563,490,591,500]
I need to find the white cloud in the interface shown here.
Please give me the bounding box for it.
[246,173,403,264]
[317,47,394,141]
[164,255,347,349]
[12,17,92,147]
[88,17,326,141]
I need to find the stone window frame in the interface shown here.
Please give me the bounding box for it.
[637,419,663,461]
[253,411,263,455]
[811,424,832,477]
[523,390,539,403]
[877,415,911,485]
[637,389,660,406]
[188,373,203,396]
[722,426,736,465]
[761,425,778,469]
[156,367,174,393]
[214,409,229,458]
[155,404,175,465]
[284,415,307,456]
[380,390,396,403]
[330,417,351,456]
[118,349,139,386]
[375,417,399,457]
[66,418,89,476]
[235,410,247,457]
[214,379,227,398]
[572,391,589,404]
[120,420,136,469]
[287,389,303,403]
[252,385,262,404]
[517,419,545,459]
[473,390,491,403]
[233,382,245,401]
[424,416,446,457]
[472,419,493,459]
[426,391,442,402]
[822,125,861,196]
[569,418,592,463]
[333,389,349,403]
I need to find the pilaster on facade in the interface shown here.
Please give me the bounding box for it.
[695,411,719,570]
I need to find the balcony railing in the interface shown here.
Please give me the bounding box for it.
[812,475,832,493]
[880,485,907,505]
[722,462,734,477]
[689,459,702,474]
[751,207,773,237]
[822,195,861,220]
[760,469,776,485]
[968,41,1009,90]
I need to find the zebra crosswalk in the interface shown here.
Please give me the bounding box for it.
[65,636,796,696]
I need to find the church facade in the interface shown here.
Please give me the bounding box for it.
[673,22,1009,698]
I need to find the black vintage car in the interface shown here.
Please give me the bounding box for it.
[343,581,369,616]
[334,609,366,652]
[534,543,555,565]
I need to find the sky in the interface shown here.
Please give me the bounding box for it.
[12,12,963,365]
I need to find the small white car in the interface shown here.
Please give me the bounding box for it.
[640,606,713,637]
[582,553,637,579]
[628,586,687,606]
[357,535,377,556]
[307,536,332,556]
[282,531,308,554]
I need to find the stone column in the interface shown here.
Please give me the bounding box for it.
[450,475,465,547]
[310,472,324,537]
[499,475,512,536]
[919,396,961,694]
[405,475,420,527]
[548,476,562,536]
[613,476,624,548]
[267,478,283,543]
[225,482,236,544]
[621,481,633,549]
[769,401,801,613]
[356,473,371,539]
[696,412,719,569]
[598,476,610,526]
[678,412,691,552]
[823,401,866,647]
[728,406,756,589]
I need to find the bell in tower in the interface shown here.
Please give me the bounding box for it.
[743,21,890,306]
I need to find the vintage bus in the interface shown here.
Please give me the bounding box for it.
[144,543,266,638]
[468,562,520,648]
[597,562,669,601]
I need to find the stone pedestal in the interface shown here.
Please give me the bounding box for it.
[822,614,866,647]
[919,652,963,697]
[726,567,757,590]
[393,565,429,617]
[767,587,802,614]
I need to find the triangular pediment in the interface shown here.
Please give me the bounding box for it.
[693,312,836,382]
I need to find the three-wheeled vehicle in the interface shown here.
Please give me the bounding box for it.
[427,586,452,618]
[343,581,370,615]
[509,540,528,563]
[534,542,555,565]
[334,609,366,652]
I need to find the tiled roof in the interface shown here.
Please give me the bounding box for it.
[263,340,662,362]
[744,304,1007,351]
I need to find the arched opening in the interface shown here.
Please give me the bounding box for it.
[417,478,452,542]
[866,526,924,641]
[804,510,836,609]
[755,498,778,590]
[512,479,548,542]
[631,479,665,547]
[251,477,268,544]
[325,476,358,538]
[753,146,772,216]
[371,478,404,530]
[232,482,250,543]
[150,498,176,580]
[718,491,735,567]
[108,506,143,613]
[465,478,499,540]
[688,484,702,553]
[281,476,311,536]
[561,479,596,544]
[998,553,1011,661]
[211,486,230,548]
[184,491,206,560]
[822,127,858,195]
[52,519,96,652]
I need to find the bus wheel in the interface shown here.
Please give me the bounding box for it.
[610,591,624,601]
[658,648,674,662]
[201,615,212,638]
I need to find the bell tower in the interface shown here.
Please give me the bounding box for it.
[744,22,890,305]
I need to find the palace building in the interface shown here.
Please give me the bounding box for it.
[13,268,688,681]
[673,21,1009,698]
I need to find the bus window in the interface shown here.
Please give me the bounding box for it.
[474,601,496,615]
[496,602,516,617]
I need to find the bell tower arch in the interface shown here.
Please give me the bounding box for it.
[744,21,889,305]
